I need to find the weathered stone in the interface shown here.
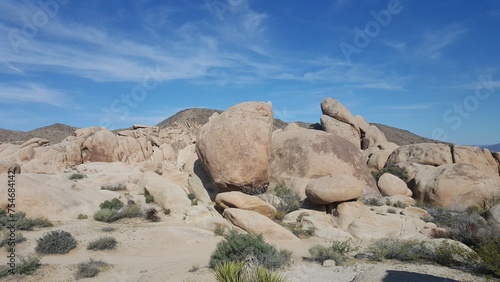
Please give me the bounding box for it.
[320,115,360,148]
[365,125,388,144]
[305,174,364,205]
[413,163,500,211]
[270,128,379,199]
[453,146,499,177]
[215,191,277,219]
[223,208,299,241]
[196,102,273,192]
[377,173,412,197]
[387,143,452,167]
[321,98,358,131]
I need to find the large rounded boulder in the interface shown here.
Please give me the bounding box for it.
[270,127,379,199]
[413,163,500,211]
[195,102,273,192]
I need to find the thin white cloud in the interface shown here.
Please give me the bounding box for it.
[0,83,70,107]
[416,24,468,60]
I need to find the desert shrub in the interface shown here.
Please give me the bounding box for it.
[290,225,316,238]
[94,209,122,223]
[163,208,171,216]
[75,259,107,280]
[188,193,198,206]
[145,194,155,204]
[69,173,86,180]
[101,227,115,232]
[0,211,52,231]
[368,239,429,262]
[213,261,288,282]
[209,231,291,269]
[145,208,160,222]
[87,236,117,250]
[424,207,494,247]
[0,254,40,277]
[0,230,26,250]
[99,198,124,210]
[35,230,77,254]
[100,184,126,191]
[371,164,408,182]
[273,184,301,220]
[120,203,143,218]
[214,224,226,236]
[362,197,384,207]
[309,240,358,265]
[77,214,88,220]
[476,236,500,276]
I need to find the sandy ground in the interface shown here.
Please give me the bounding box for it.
[1,214,494,282]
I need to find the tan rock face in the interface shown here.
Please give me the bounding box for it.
[320,115,360,149]
[0,160,20,174]
[367,150,393,171]
[270,128,379,199]
[413,163,500,211]
[353,115,370,135]
[223,208,299,241]
[305,174,364,205]
[377,173,412,197]
[365,125,388,145]
[134,172,191,213]
[331,201,369,230]
[387,143,452,166]
[215,191,277,219]
[453,146,499,177]
[321,98,358,131]
[83,129,121,162]
[195,102,273,192]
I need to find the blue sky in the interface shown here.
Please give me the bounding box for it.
[0,0,499,145]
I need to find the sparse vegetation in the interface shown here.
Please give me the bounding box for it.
[99,198,124,210]
[163,208,171,216]
[145,208,160,222]
[309,239,358,265]
[35,230,77,254]
[188,193,198,206]
[371,164,408,182]
[209,230,291,269]
[77,214,88,220]
[213,261,289,282]
[100,184,127,191]
[75,259,108,280]
[0,230,26,250]
[94,199,143,223]
[145,194,155,204]
[69,173,86,181]
[101,227,115,232]
[475,236,500,276]
[272,184,301,220]
[213,224,226,236]
[87,236,117,250]
[0,254,41,277]
[0,211,52,231]
[362,197,384,206]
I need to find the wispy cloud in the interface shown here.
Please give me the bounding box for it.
[0,83,70,107]
[416,24,468,60]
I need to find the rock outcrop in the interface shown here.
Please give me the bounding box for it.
[413,164,500,211]
[305,174,364,205]
[270,126,379,199]
[215,191,277,219]
[195,102,273,192]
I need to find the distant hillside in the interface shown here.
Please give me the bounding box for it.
[482,143,500,153]
[371,123,448,146]
[0,123,78,144]
[156,107,296,131]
